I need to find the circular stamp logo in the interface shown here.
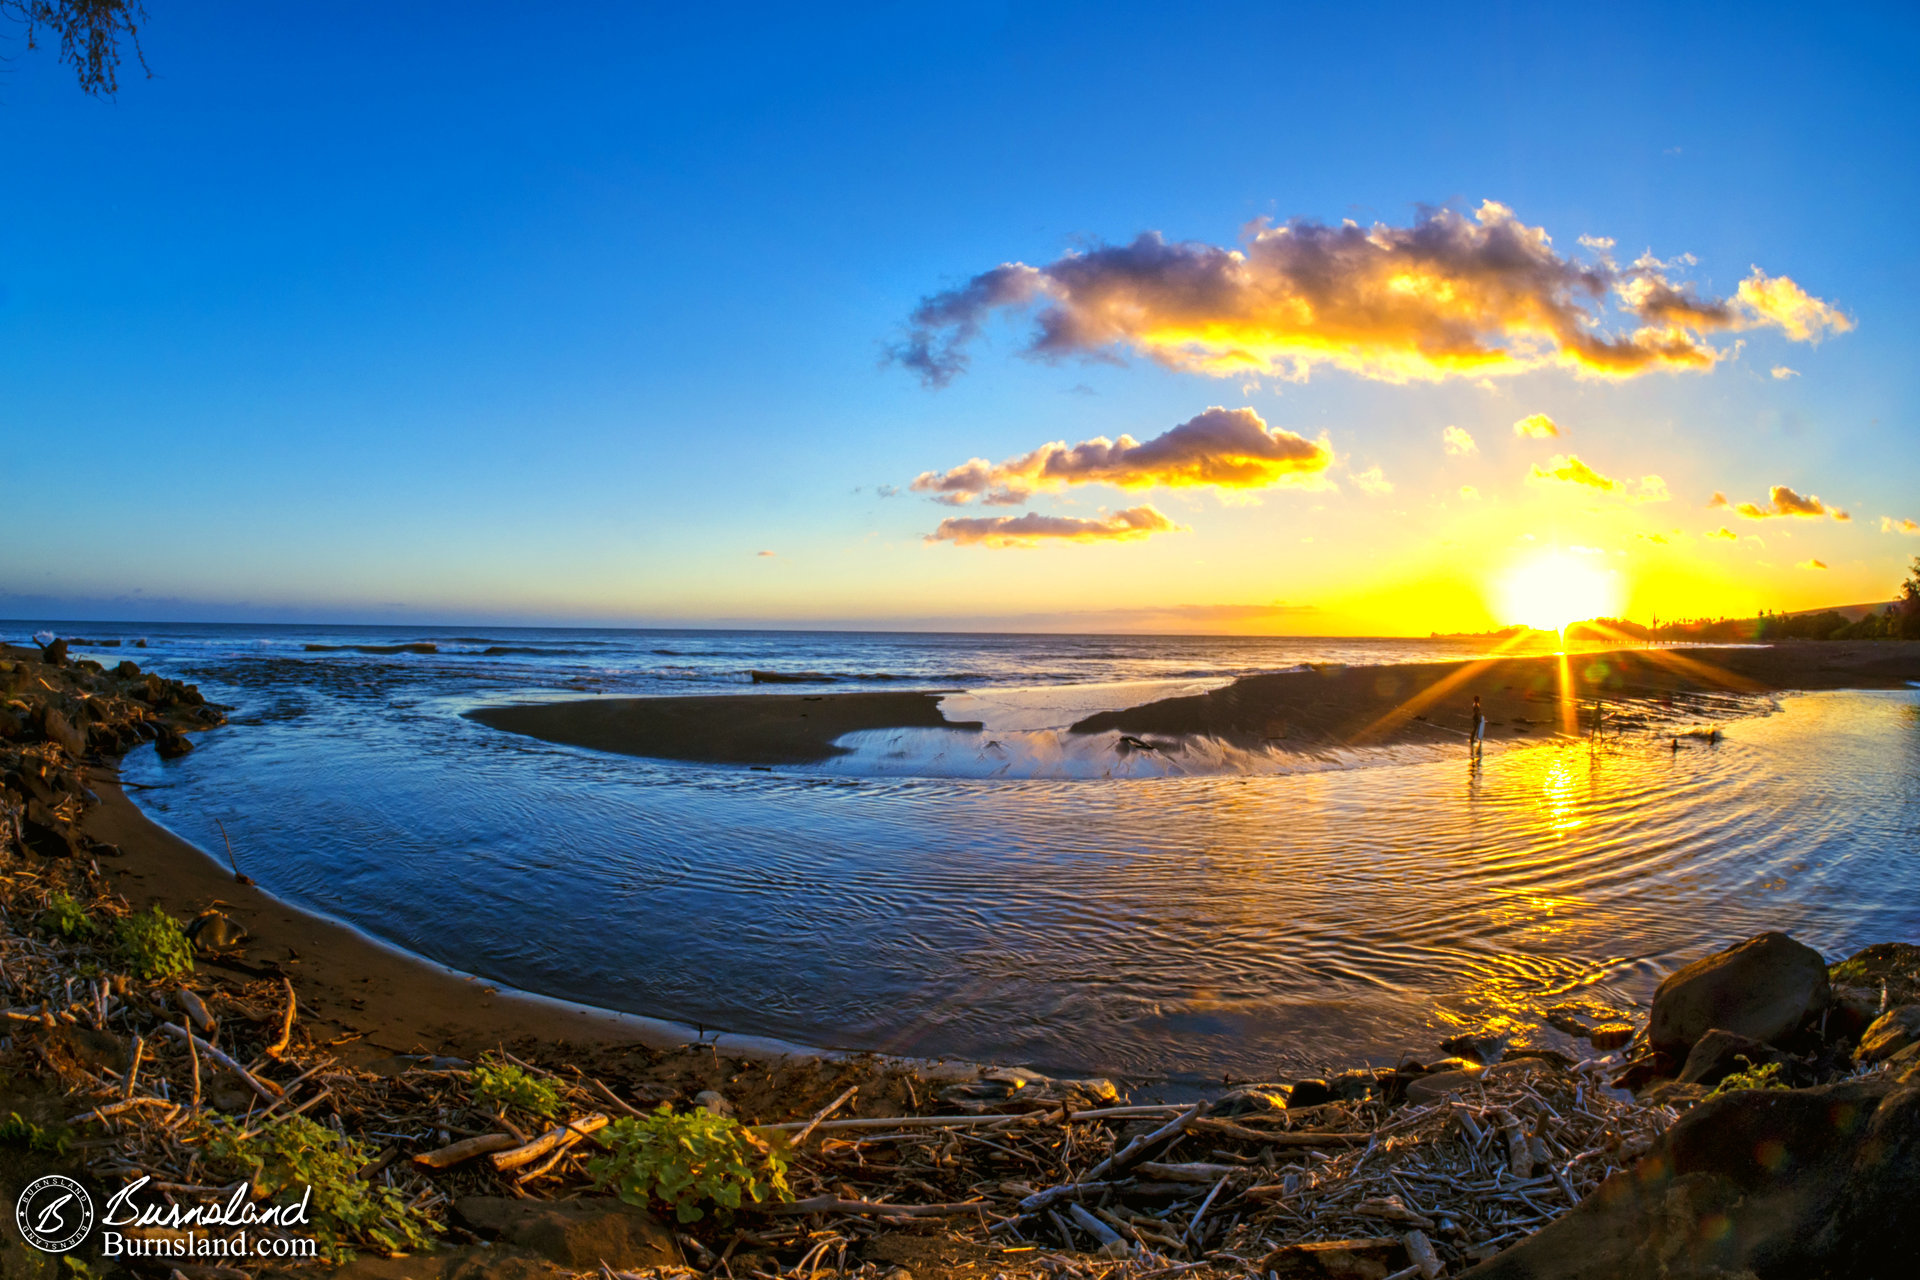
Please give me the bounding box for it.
[14,1175,93,1253]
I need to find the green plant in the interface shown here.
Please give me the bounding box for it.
[469,1058,562,1120]
[200,1113,439,1261]
[1714,1058,1790,1095]
[588,1105,791,1223]
[113,905,192,980]
[0,1111,69,1154]
[40,891,93,940]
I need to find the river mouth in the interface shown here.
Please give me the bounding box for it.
[114,642,1920,1089]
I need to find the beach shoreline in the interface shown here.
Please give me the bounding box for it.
[84,770,845,1067]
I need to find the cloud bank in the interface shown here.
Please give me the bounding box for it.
[893,201,1850,386]
[911,407,1331,506]
[926,505,1184,548]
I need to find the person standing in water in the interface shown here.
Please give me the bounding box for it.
[1470,695,1486,760]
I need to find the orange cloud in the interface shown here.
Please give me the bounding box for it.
[1442,425,1477,455]
[1799,558,1829,570]
[911,407,1331,505]
[1513,412,1562,438]
[894,202,1848,386]
[1729,484,1850,521]
[926,505,1184,548]
[1527,454,1669,502]
[1881,516,1920,536]
[1707,526,1738,540]
[1737,271,1854,342]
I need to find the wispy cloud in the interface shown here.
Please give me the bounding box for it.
[756,550,777,557]
[1721,484,1850,521]
[1442,425,1477,455]
[1459,485,1481,501]
[911,407,1332,506]
[1708,526,1738,540]
[1882,516,1920,536]
[1513,412,1562,438]
[926,505,1185,548]
[1770,366,1799,380]
[1799,558,1829,570]
[1527,454,1668,502]
[1352,466,1393,495]
[892,202,1849,386]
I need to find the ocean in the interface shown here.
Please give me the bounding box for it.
[19,621,1920,1091]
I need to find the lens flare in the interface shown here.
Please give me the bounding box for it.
[1500,551,1621,632]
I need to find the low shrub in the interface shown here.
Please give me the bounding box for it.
[588,1105,791,1222]
[113,906,193,980]
[200,1113,439,1261]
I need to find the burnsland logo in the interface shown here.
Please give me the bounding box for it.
[14,1176,95,1253]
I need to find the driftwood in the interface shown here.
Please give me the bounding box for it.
[489,1113,610,1172]
[160,1022,279,1104]
[413,1132,519,1170]
[263,976,296,1059]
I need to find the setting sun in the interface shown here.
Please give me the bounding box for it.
[1500,550,1622,632]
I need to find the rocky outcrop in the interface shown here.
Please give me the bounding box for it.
[1647,931,1829,1057]
[1462,1077,1920,1280]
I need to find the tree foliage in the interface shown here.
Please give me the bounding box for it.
[3,0,147,96]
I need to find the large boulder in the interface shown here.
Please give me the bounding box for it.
[1461,1078,1920,1280]
[1648,932,1829,1057]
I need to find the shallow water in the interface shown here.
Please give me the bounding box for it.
[27,623,1917,1089]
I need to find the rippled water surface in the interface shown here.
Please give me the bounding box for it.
[26,622,1917,1089]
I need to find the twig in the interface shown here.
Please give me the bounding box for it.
[791,1085,859,1148]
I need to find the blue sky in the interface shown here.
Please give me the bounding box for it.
[3,1,1916,630]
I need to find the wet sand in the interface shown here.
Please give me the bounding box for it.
[467,642,1920,765]
[466,690,979,764]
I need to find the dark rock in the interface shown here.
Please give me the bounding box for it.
[1459,1078,1920,1280]
[1209,1085,1289,1117]
[1675,1028,1784,1088]
[1827,983,1884,1042]
[453,1196,681,1270]
[1608,1051,1679,1092]
[1259,1238,1410,1278]
[1588,1024,1634,1051]
[1286,1078,1338,1108]
[21,817,82,860]
[1857,1005,1920,1062]
[114,660,142,678]
[37,708,87,757]
[1829,942,1920,1007]
[1404,1067,1486,1104]
[186,909,248,954]
[1439,1030,1507,1064]
[40,639,67,667]
[154,726,194,759]
[1648,931,1829,1058]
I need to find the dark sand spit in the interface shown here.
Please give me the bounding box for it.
[1073,640,1920,747]
[468,641,1920,766]
[466,690,979,764]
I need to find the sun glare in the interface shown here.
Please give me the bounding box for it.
[1500,551,1621,633]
